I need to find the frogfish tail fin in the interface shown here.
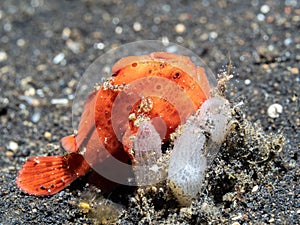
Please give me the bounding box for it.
[16,153,90,196]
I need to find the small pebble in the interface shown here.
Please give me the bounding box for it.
[94,42,105,50]
[68,79,77,88]
[19,103,26,110]
[112,17,119,25]
[162,36,169,45]
[257,13,265,21]
[44,131,52,140]
[8,141,19,151]
[153,16,161,24]
[176,36,184,43]
[51,98,69,105]
[200,33,209,41]
[6,150,14,157]
[267,103,283,118]
[251,185,259,193]
[0,65,9,73]
[162,4,171,12]
[133,22,142,32]
[66,39,83,54]
[53,53,65,64]
[0,97,9,105]
[31,111,41,123]
[231,222,240,225]
[175,23,186,33]
[62,27,71,40]
[268,44,275,51]
[24,87,36,96]
[4,23,12,31]
[244,79,251,85]
[285,0,297,6]
[231,213,243,220]
[17,38,26,47]
[115,26,123,34]
[209,31,218,40]
[178,13,190,21]
[269,218,275,223]
[36,64,47,71]
[284,38,293,46]
[260,5,270,14]
[92,31,102,39]
[0,51,8,62]
[19,96,40,106]
[288,67,299,74]
[291,94,297,102]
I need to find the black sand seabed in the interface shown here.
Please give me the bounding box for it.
[0,1,299,224]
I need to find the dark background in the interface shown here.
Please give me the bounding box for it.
[0,0,299,224]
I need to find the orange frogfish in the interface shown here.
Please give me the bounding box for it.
[16,52,211,195]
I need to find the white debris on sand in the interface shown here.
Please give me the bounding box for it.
[267,103,283,118]
[50,98,69,105]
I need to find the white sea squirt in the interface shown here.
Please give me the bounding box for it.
[168,96,231,206]
[168,122,207,206]
[132,120,163,186]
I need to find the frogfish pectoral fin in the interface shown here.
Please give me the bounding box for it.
[61,135,77,153]
[16,153,90,196]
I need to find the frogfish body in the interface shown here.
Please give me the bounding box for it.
[16,52,211,195]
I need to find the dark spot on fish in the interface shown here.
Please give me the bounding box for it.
[173,71,181,79]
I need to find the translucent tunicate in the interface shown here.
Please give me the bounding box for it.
[197,96,231,143]
[132,121,163,186]
[197,96,231,162]
[168,123,207,206]
[168,96,231,206]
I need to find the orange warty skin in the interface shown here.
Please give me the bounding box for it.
[16,52,211,196]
